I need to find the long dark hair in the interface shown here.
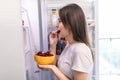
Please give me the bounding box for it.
[59,3,94,61]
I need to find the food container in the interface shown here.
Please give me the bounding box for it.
[34,51,55,65]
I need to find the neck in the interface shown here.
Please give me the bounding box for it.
[65,33,77,44]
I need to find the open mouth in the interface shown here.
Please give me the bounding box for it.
[56,30,60,34]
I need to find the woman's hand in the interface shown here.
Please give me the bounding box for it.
[37,64,54,71]
[38,64,70,80]
[49,31,59,52]
[49,31,58,46]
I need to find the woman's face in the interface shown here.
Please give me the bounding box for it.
[57,19,69,39]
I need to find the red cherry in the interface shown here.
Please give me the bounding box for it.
[37,51,53,57]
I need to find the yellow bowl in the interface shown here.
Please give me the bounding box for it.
[34,51,55,65]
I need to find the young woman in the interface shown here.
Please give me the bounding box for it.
[38,3,94,80]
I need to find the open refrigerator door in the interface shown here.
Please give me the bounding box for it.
[21,8,41,80]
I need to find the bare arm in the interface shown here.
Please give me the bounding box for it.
[51,65,70,80]
[73,70,89,80]
[38,65,70,80]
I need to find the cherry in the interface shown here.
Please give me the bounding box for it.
[36,51,53,57]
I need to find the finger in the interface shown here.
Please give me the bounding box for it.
[50,33,57,38]
[37,64,41,68]
[50,30,60,38]
[37,64,45,70]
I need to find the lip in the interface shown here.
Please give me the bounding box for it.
[56,30,60,34]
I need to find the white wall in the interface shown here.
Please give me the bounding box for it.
[0,0,26,80]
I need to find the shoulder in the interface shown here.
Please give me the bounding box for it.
[71,43,91,55]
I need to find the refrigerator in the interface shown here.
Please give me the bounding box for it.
[21,0,95,80]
